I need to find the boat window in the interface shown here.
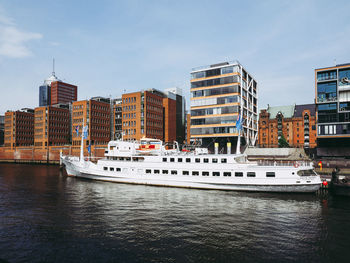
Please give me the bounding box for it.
[116,168,121,172]
[186,158,191,163]
[297,169,316,176]
[170,158,175,162]
[119,157,124,161]
[163,158,167,162]
[178,158,183,162]
[192,171,199,176]
[103,167,108,171]
[221,158,227,163]
[110,167,114,171]
[203,158,209,163]
[235,172,243,177]
[154,170,160,174]
[212,158,218,163]
[224,172,231,177]
[195,158,200,163]
[146,169,151,174]
[126,157,131,161]
[266,172,275,177]
[171,170,177,175]
[162,170,168,174]
[247,172,256,177]
[113,157,118,160]
[202,171,209,176]
[183,171,189,175]
[213,172,220,177]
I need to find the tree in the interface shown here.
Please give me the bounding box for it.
[278,134,289,148]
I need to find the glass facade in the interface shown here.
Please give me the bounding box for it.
[317,82,337,102]
[39,85,50,106]
[316,65,350,139]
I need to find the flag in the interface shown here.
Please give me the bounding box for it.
[318,161,323,171]
[75,125,79,136]
[83,125,88,139]
[87,144,91,154]
[236,114,242,131]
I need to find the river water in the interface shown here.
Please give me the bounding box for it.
[0,163,349,263]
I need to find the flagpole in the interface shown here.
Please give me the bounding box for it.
[80,118,85,164]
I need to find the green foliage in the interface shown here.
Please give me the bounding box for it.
[278,134,289,148]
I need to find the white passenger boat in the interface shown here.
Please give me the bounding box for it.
[60,137,322,193]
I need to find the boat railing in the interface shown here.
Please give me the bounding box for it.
[257,160,312,167]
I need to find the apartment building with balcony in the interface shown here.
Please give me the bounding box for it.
[71,98,111,147]
[112,98,123,140]
[258,104,317,148]
[315,63,350,149]
[190,61,258,151]
[4,109,34,148]
[34,105,70,148]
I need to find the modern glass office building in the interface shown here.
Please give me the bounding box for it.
[190,61,258,151]
[39,85,51,106]
[315,63,350,148]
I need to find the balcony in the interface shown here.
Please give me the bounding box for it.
[317,97,337,103]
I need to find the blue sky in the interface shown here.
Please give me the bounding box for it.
[1,0,350,114]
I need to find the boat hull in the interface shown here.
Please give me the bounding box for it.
[75,172,320,192]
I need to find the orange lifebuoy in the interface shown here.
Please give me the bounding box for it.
[294,161,299,168]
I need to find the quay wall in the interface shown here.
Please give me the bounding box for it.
[0,145,107,164]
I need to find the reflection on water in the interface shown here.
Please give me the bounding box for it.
[0,163,349,263]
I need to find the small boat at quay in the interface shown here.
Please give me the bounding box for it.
[61,135,322,193]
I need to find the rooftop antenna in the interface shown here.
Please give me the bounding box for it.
[52,58,56,76]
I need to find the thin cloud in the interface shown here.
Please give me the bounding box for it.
[0,8,42,58]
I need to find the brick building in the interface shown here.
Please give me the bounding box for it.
[72,98,111,147]
[4,109,34,148]
[163,96,177,143]
[34,105,70,148]
[122,90,164,141]
[50,81,77,105]
[39,71,77,107]
[258,104,317,148]
[0,115,4,146]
